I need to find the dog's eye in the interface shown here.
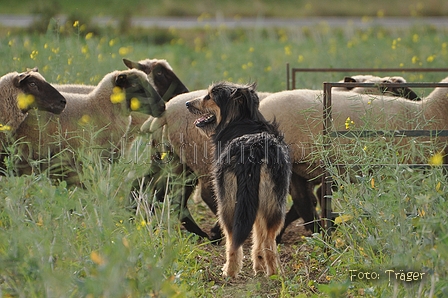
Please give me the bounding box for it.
[204,95,211,100]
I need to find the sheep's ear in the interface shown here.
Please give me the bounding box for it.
[123,58,139,70]
[13,72,32,87]
[26,67,38,73]
[343,76,356,90]
[115,74,128,87]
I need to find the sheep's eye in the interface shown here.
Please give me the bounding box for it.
[29,82,36,87]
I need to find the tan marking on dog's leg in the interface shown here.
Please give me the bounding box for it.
[263,227,281,276]
[252,217,267,275]
[222,230,243,278]
[255,166,285,276]
[217,171,243,278]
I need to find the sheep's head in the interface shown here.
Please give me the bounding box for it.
[123,58,189,101]
[114,69,165,117]
[13,68,66,114]
[378,77,421,101]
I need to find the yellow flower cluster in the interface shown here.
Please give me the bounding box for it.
[17,93,35,110]
[110,87,125,104]
[345,117,354,130]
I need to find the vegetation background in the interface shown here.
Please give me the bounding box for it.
[0,1,447,297]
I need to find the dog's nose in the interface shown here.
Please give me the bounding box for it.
[185,101,191,107]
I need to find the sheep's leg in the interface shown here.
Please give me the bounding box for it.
[178,182,210,239]
[276,173,319,242]
[198,178,223,242]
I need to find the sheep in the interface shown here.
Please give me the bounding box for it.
[0,68,66,135]
[0,68,66,176]
[13,68,165,181]
[258,83,448,237]
[334,75,421,100]
[123,58,190,101]
[52,83,94,94]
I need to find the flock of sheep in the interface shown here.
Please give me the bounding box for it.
[1,58,448,243]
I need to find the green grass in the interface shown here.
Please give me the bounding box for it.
[2,0,448,17]
[0,19,448,297]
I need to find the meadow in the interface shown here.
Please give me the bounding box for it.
[0,17,448,297]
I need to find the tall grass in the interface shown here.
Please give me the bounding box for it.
[0,21,448,296]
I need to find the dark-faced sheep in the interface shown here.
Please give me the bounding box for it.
[123,58,189,101]
[13,69,164,181]
[0,68,66,134]
[0,68,66,174]
[259,84,448,237]
[334,75,421,100]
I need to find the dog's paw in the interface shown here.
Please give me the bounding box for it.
[222,263,239,279]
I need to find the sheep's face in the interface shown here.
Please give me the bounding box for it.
[13,69,66,114]
[115,70,165,117]
[123,58,189,101]
[149,62,189,101]
[186,82,259,138]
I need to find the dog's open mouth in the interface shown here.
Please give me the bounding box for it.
[194,113,216,127]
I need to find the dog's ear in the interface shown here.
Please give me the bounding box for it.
[236,83,260,118]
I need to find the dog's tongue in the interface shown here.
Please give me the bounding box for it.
[194,114,214,127]
[194,116,207,125]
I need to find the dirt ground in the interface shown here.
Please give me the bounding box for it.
[188,203,329,296]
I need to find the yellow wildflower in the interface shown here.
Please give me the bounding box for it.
[30,50,38,60]
[345,117,354,129]
[17,93,35,110]
[118,46,132,56]
[110,87,125,103]
[78,114,91,125]
[412,34,419,43]
[0,124,12,131]
[130,97,141,111]
[428,152,444,166]
[334,214,352,225]
[90,251,105,265]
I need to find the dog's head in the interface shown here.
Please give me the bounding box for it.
[186,82,261,137]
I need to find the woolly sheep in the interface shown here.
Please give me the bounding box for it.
[259,84,448,237]
[53,83,94,94]
[13,69,164,180]
[0,68,66,135]
[0,68,66,174]
[123,58,190,101]
[334,75,421,100]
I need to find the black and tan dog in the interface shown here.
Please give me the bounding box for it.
[186,82,291,278]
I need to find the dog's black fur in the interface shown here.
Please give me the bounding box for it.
[186,82,291,278]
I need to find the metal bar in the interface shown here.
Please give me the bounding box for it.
[330,130,448,138]
[292,67,297,90]
[286,63,290,90]
[291,67,448,73]
[327,82,448,88]
[321,80,448,235]
[322,82,334,231]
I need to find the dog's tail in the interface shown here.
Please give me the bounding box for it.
[231,163,261,250]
